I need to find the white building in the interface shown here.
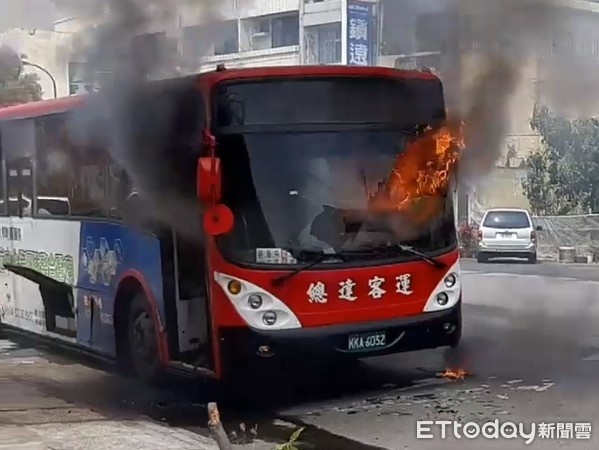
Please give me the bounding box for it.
[142,0,381,73]
[1,0,382,99]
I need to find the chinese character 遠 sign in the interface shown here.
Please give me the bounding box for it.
[347,0,376,66]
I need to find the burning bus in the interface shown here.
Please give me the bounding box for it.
[0,65,463,382]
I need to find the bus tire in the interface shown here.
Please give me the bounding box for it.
[448,325,462,348]
[447,303,462,348]
[127,293,164,383]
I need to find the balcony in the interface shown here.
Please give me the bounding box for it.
[239,0,300,19]
[197,45,300,72]
[303,0,342,26]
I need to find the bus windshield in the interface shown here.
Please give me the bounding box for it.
[216,130,456,265]
[214,75,454,266]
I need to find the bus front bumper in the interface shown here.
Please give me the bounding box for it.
[220,301,461,363]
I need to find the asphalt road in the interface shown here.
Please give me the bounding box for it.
[275,261,599,449]
[2,260,599,449]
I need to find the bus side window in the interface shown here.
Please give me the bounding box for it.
[36,114,108,218]
[68,118,109,218]
[1,119,35,217]
[35,115,73,216]
[107,162,130,221]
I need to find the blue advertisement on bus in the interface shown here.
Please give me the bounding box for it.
[346,0,377,66]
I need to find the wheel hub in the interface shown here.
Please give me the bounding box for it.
[132,312,156,363]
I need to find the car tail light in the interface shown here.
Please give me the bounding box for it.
[531,230,536,242]
[477,229,482,240]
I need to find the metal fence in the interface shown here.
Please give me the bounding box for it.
[533,214,599,261]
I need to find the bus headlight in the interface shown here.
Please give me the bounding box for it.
[436,292,449,306]
[227,279,242,295]
[444,274,457,288]
[248,294,263,309]
[262,311,277,326]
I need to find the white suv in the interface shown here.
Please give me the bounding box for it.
[477,208,542,264]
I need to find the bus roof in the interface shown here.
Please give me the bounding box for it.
[0,65,439,122]
[199,64,440,85]
[0,95,86,121]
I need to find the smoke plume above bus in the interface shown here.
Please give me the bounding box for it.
[432,0,575,185]
[56,0,224,240]
[57,0,592,237]
[384,0,594,191]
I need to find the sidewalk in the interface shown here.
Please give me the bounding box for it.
[0,345,219,450]
[0,420,219,450]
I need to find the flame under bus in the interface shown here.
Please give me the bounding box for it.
[0,65,461,383]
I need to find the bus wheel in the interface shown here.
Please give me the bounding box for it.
[127,293,163,383]
[447,304,462,348]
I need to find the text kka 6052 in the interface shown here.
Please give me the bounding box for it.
[307,274,414,304]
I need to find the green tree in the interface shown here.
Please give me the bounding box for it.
[0,48,43,107]
[522,104,599,215]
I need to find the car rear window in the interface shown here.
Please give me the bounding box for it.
[483,211,531,229]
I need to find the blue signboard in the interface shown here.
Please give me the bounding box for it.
[347,0,377,66]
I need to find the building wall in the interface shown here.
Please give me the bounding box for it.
[1,0,384,99]
[0,29,74,99]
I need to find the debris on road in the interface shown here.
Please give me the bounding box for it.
[437,369,469,380]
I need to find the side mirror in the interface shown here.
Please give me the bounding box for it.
[197,156,234,236]
[197,156,222,204]
[536,225,543,231]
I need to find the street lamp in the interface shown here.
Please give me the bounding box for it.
[21,60,58,99]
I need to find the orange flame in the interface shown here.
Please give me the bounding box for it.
[368,123,465,224]
[438,368,469,380]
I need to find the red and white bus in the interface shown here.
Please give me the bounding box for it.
[0,65,461,382]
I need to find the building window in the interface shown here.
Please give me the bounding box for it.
[305,23,342,64]
[214,20,239,55]
[131,32,169,76]
[68,62,89,96]
[182,20,238,63]
[182,25,212,64]
[272,13,299,48]
[245,13,299,52]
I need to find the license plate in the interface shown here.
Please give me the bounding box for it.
[498,232,513,239]
[347,331,387,352]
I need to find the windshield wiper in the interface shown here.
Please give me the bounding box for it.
[271,245,446,287]
[357,244,447,269]
[271,250,346,286]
